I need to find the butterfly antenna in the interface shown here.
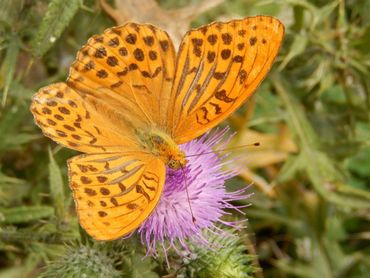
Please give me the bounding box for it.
[181,166,196,224]
[185,142,260,158]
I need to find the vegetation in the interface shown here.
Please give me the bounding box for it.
[0,0,369,277]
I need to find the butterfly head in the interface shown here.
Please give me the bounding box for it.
[167,155,187,170]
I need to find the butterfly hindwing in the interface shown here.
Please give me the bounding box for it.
[68,152,166,240]
[169,16,285,143]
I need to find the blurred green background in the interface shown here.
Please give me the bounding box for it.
[0,0,369,277]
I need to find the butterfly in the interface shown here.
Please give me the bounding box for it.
[30,16,284,240]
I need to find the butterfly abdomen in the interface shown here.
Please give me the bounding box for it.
[138,129,187,170]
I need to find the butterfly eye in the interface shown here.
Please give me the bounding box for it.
[168,159,179,169]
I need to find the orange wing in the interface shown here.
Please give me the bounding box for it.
[30,24,177,240]
[31,83,140,153]
[31,23,178,151]
[68,152,165,240]
[168,16,284,143]
[67,23,176,131]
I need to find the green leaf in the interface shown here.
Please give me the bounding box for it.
[0,36,19,106]
[276,241,333,277]
[247,207,302,230]
[272,73,370,209]
[277,154,304,182]
[0,0,25,26]
[311,0,339,28]
[279,33,308,70]
[48,147,66,224]
[126,254,159,278]
[347,147,370,179]
[0,171,29,206]
[0,206,54,224]
[0,106,40,151]
[0,230,75,244]
[31,0,80,57]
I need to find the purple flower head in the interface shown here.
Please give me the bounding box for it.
[138,127,250,257]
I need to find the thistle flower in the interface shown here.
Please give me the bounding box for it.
[138,127,250,257]
[40,243,122,278]
[184,229,257,278]
[40,241,158,278]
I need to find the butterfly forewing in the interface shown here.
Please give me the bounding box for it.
[169,16,285,143]
[31,83,139,153]
[68,153,165,240]
[68,23,176,131]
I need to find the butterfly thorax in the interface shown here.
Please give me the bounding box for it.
[138,129,187,170]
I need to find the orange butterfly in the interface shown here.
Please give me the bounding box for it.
[31,16,284,240]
